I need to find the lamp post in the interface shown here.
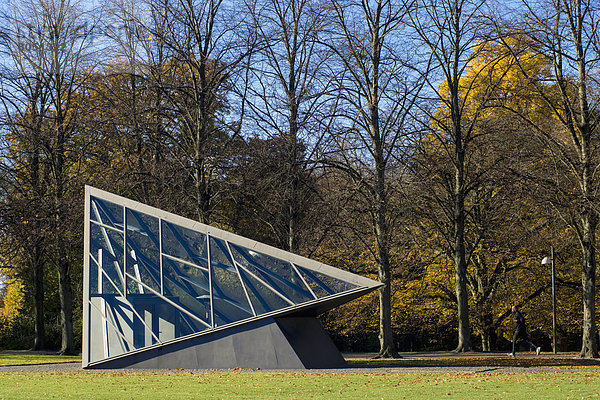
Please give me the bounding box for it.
[541,247,557,354]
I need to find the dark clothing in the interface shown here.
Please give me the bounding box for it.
[511,309,537,354]
[513,310,526,329]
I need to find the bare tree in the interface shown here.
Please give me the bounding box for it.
[140,0,254,224]
[321,0,421,358]
[91,0,180,210]
[101,0,155,202]
[243,0,331,253]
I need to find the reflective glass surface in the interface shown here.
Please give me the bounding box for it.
[210,238,254,325]
[163,257,211,326]
[89,224,124,294]
[238,268,291,314]
[296,266,358,297]
[90,197,124,229]
[229,244,313,304]
[86,192,366,365]
[162,221,208,265]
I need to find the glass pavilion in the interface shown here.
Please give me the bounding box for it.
[83,186,381,369]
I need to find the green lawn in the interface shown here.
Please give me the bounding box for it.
[0,352,81,367]
[0,371,599,399]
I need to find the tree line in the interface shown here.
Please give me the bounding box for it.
[0,0,598,358]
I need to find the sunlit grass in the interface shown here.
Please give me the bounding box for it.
[1,352,599,399]
[0,371,599,399]
[0,352,81,367]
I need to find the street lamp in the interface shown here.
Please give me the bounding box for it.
[541,247,557,354]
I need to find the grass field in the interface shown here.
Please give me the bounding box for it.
[1,352,600,399]
[0,370,599,399]
[0,352,81,367]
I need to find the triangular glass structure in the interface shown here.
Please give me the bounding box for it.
[82,186,381,368]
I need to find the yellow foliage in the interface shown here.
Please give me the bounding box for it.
[435,36,556,131]
[0,278,26,328]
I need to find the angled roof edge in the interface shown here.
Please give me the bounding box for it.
[86,185,381,290]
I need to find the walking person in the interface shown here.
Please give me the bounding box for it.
[508,305,541,357]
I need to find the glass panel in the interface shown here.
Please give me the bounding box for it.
[296,266,358,297]
[209,237,235,270]
[173,309,209,338]
[104,297,135,357]
[126,210,161,294]
[212,296,253,327]
[229,244,312,304]
[127,294,209,348]
[239,268,290,315]
[89,224,124,294]
[161,221,207,265]
[88,295,135,363]
[211,238,253,325]
[162,256,211,326]
[90,197,123,229]
[126,249,161,294]
[126,274,144,295]
[89,254,98,295]
[126,209,159,240]
[99,251,123,295]
[126,211,159,265]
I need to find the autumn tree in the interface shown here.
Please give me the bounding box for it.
[92,0,182,209]
[0,0,55,350]
[0,275,26,348]
[2,0,101,354]
[494,0,600,357]
[412,37,560,351]
[410,0,496,352]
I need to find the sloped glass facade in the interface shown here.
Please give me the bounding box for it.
[83,188,374,367]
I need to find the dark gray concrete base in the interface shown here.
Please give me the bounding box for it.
[85,316,346,370]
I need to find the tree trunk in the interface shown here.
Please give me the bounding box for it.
[287,166,299,253]
[53,109,74,355]
[375,213,397,358]
[571,0,597,359]
[479,312,494,352]
[195,159,210,225]
[454,249,472,351]
[374,151,398,358]
[454,146,472,352]
[57,248,74,355]
[287,100,299,254]
[30,121,45,351]
[31,246,45,351]
[54,172,74,355]
[580,213,598,358]
[481,333,490,352]
[377,269,395,357]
